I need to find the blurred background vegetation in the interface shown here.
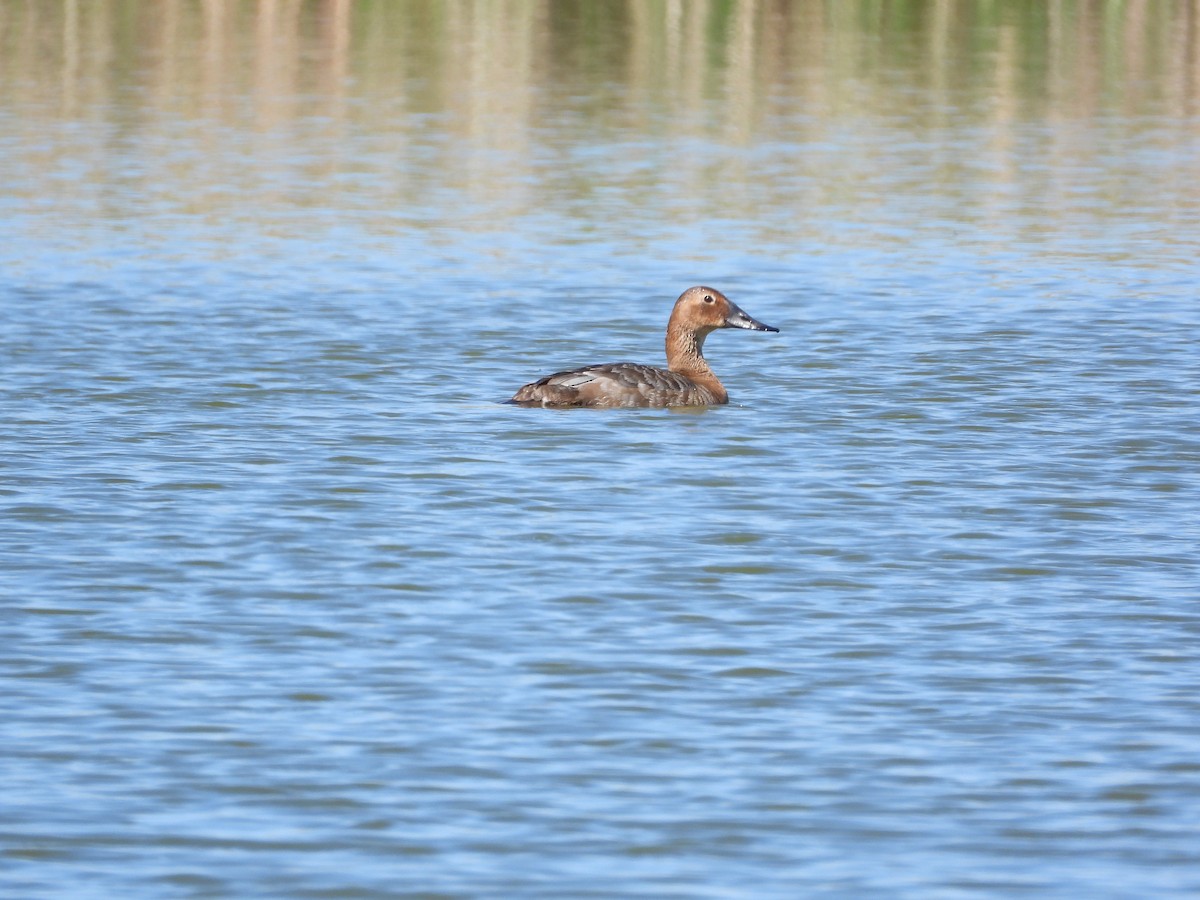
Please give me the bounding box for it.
[4,1,1197,124]
[3,1,1197,260]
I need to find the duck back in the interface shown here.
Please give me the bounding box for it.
[509,362,723,408]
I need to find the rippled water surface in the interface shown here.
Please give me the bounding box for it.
[3,2,1200,896]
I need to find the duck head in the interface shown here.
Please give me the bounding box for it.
[671,286,779,334]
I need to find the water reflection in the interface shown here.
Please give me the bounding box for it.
[5,1,1198,230]
[9,2,1199,113]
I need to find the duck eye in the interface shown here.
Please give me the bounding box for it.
[703,295,714,304]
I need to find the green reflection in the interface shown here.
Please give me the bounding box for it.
[4,1,1196,120]
[2,0,1197,251]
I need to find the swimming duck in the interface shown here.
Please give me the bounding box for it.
[509,286,778,408]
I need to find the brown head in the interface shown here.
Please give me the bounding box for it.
[666,286,778,365]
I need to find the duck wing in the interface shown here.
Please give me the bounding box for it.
[510,362,711,408]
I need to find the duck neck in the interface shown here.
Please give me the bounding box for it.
[666,322,726,399]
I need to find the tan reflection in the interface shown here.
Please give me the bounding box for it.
[1,0,1197,236]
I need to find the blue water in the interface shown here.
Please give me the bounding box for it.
[3,4,1200,897]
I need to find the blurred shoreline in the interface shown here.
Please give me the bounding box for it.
[4,1,1198,126]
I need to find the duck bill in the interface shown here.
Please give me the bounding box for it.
[724,303,779,332]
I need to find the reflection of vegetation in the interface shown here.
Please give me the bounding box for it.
[2,1,1196,239]
[3,1,1196,121]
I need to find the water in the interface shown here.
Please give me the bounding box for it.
[3,2,1200,896]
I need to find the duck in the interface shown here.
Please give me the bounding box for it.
[508,286,778,408]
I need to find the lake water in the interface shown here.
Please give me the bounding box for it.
[3,1,1200,896]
